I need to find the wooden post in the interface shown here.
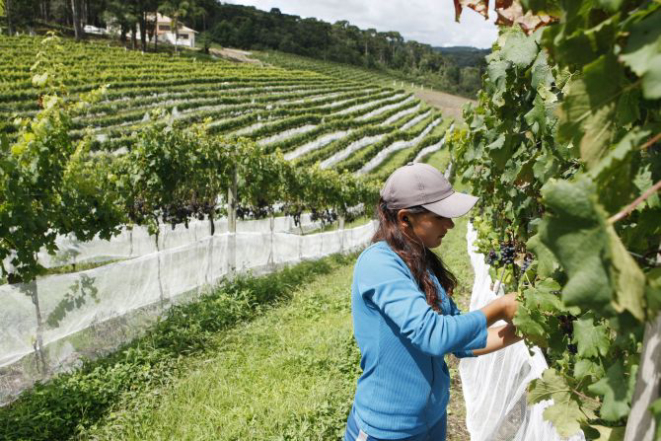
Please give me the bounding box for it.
[227,167,238,276]
[625,245,661,441]
[268,214,275,268]
[339,215,346,253]
[624,313,661,441]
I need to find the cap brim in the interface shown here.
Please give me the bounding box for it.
[422,192,478,218]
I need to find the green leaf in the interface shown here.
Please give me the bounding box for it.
[589,128,650,215]
[524,279,564,313]
[591,425,626,441]
[574,358,605,382]
[607,226,647,321]
[499,28,539,69]
[513,304,548,347]
[524,94,547,135]
[558,55,622,168]
[646,268,661,313]
[588,360,637,421]
[539,178,613,308]
[650,398,661,441]
[543,400,583,438]
[528,369,584,438]
[572,313,611,358]
[620,8,661,99]
[595,0,623,12]
[526,233,560,278]
[531,51,554,89]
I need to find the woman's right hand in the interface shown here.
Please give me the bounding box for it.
[499,292,518,323]
[480,292,519,327]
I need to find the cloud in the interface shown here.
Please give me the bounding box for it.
[221,0,498,49]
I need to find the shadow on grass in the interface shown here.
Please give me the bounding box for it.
[0,252,357,441]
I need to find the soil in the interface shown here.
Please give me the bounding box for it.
[209,47,263,64]
[446,355,472,440]
[414,89,476,124]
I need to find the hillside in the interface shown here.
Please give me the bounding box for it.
[1,36,457,174]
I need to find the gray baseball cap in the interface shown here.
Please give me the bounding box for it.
[380,163,478,218]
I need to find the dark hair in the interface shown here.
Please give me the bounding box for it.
[372,197,457,312]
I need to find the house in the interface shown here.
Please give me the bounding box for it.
[151,14,198,48]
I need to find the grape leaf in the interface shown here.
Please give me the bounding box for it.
[499,27,539,69]
[572,313,611,358]
[596,0,623,12]
[514,303,548,347]
[557,55,622,168]
[528,368,584,437]
[574,358,605,382]
[524,94,547,135]
[588,360,637,421]
[620,8,661,99]
[650,398,661,441]
[607,225,646,321]
[526,233,560,278]
[646,268,661,313]
[523,279,564,313]
[591,425,626,441]
[538,178,613,308]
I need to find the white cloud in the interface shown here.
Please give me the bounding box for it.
[221,0,498,49]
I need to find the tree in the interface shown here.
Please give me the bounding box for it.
[159,0,192,52]
[198,30,211,54]
[70,0,84,40]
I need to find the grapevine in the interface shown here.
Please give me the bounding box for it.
[451,1,661,438]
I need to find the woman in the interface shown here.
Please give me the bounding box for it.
[344,163,521,441]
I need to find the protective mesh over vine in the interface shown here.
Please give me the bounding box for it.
[461,224,585,441]
[0,219,377,406]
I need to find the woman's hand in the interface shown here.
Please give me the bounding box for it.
[480,292,519,327]
[500,292,518,323]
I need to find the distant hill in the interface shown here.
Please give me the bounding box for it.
[434,47,490,68]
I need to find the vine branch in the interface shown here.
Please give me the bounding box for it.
[640,132,661,151]
[608,179,661,224]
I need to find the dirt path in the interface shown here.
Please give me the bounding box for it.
[414,89,476,123]
[209,47,262,64]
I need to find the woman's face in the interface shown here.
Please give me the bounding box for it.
[398,210,455,249]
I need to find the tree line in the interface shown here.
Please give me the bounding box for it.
[0,1,485,97]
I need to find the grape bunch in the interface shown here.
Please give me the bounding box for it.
[521,254,534,272]
[310,208,338,226]
[292,211,302,227]
[558,314,576,336]
[486,249,498,265]
[558,314,578,354]
[499,242,515,265]
[236,205,270,220]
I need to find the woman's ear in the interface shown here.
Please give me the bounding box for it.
[397,209,412,229]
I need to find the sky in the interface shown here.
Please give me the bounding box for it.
[221,0,499,49]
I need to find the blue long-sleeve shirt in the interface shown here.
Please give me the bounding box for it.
[351,241,488,439]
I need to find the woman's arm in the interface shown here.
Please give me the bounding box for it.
[479,292,518,326]
[471,323,522,356]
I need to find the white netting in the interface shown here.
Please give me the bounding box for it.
[461,223,585,441]
[0,220,377,405]
[356,118,441,175]
[35,214,320,269]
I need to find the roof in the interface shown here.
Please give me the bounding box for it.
[154,13,199,33]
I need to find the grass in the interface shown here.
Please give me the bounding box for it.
[81,258,361,441]
[0,253,357,441]
[420,144,451,173]
[78,214,474,441]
